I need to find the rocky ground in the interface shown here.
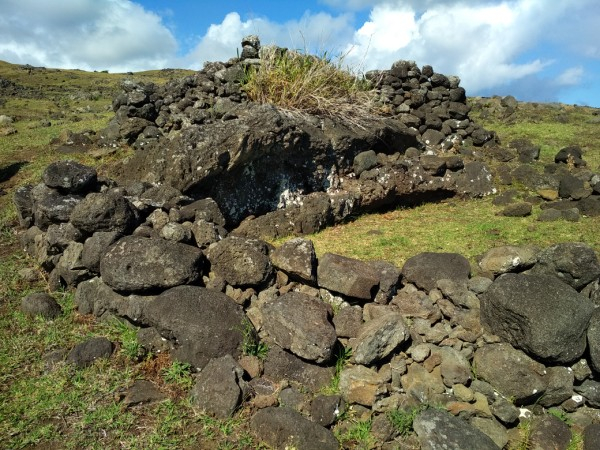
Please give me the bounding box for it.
[2,37,600,449]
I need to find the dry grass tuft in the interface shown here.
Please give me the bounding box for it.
[242,48,378,127]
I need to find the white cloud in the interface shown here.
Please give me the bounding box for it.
[556,66,584,86]
[0,0,177,72]
[341,0,572,93]
[180,11,356,69]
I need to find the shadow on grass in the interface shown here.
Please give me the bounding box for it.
[0,161,28,184]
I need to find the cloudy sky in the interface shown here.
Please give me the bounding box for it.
[1,0,599,106]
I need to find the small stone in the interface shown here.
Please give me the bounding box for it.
[21,292,62,319]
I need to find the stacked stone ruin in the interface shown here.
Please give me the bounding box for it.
[13,37,600,448]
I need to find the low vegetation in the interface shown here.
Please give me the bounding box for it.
[242,48,375,125]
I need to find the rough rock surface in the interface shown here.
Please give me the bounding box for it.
[261,292,336,363]
[317,253,382,300]
[100,235,204,293]
[481,273,593,363]
[413,408,500,450]
[251,406,339,450]
[402,252,471,292]
[143,286,247,368]
[190,355,247,418]
[205,236,272,287]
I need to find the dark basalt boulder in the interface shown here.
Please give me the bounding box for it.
[100,235,205,293]
[42,160,97,193]
[70,192,139,235]
[143,285,247,369]
[481,273,593,364]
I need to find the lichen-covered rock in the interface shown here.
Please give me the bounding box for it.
[70,192,139,234]
[352,312,409,365]
[205,236,272,288]
[42,160,97,193]
[100,235,204,293]
[271,237,317,284]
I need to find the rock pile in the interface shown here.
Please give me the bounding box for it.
[14,158,600,449]
[13,36,600,448]
[90,36,498,231]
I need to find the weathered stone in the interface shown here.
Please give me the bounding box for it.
[32,184,83,230]
[455,162,496,197]
[251,407,339,450]
[499,202,532,217]
[478,245,538,275]
[21,292,62,319]
[339,364,389,406]
[262,345,334,392]
[66,337,114,368]
[528,414,572,450]
[270,237,317,284]
[481,273,593,364]
[538,366,574,407]
[470,417,509,449]
[317,253,380,300]
[402,252,470,292]
[583,423,600,450]
[261,292,336,363]
[333,306,363,338]
[159,222,192,243]
[122,380,167,407]
[530,242,600,290]
[81,231,122,273]
[473,343,547,405]
[352,312,409,365]
[42,160,97,193]
[353,150,378,176]
[587,309,600,374]
[100,235,204,293]
[190,354,246,418]
[206,236,272,287]
[46,222,83,254]
[413,408,500,450]
[575,380,600,408]
[70,192,138,234]
[310,395,345,427]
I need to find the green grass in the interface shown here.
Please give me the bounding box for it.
[387,405,426,437]
[336,417,374,450]
[301,196,600,270]
[322,346,353,395]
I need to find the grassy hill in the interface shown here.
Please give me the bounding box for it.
[0,59,599,449]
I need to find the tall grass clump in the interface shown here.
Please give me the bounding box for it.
[242,48,376,126]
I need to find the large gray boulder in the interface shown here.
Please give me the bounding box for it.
[205,236,272,287]
[317,252,381,300]
[402,252,471,292]
[261,292,336,363]
[100,235,204,293]
[143,285,247,369]
[413,408,500,450]
[481,273,593,364]
[114,103,419,225]
[70,192,139,234]
[473,343,547,405]
[529,242,600,290]
[251,407,339,450]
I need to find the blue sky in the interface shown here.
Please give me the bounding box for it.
[1,0,599,107]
